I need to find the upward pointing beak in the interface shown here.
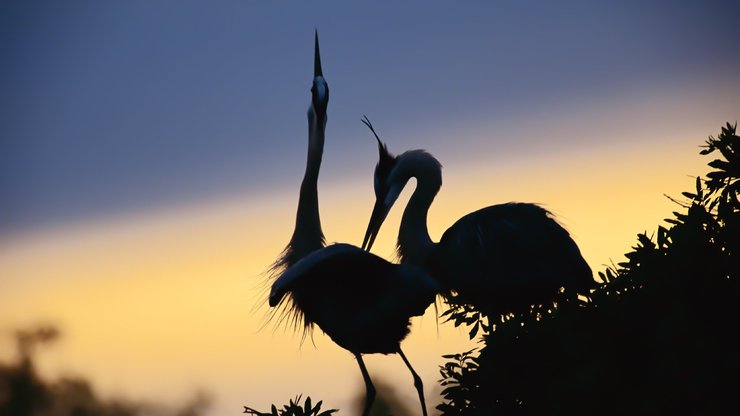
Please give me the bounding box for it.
[311,30,329,120]
[362,198,389,252]
[314,29,323,78]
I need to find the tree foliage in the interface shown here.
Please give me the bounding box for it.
[243,395,337,416]
[437,122,740,415]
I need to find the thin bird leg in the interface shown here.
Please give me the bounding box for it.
[355,353,376,416]
[398,348,427,416]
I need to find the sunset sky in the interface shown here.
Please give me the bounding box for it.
[2,1,739,414]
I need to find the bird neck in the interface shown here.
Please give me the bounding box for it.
[290,109,326,261]
[303,109,325,188]
[397,154,441,266]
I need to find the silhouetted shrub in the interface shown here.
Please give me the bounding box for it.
[243,395,337,416]
[437,122,739,415]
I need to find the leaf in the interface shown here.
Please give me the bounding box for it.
[717,143,736,163]
[312,400,323,414]
[708,159,732,171]
[657,226,669,248]
[469,322,480,339]
[707,171,728,180]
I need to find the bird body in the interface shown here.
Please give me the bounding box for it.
[361,119,594,316]
[430,203,594,314]
[270,243,439,354]
[270,242,438,415]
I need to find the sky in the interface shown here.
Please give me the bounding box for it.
[2,1,740,414]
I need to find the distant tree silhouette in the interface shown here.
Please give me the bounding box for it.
[0,326,211,416]
[436,122,739,415]
[1,326,58,416]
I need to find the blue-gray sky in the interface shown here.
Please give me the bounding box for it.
[4,2,740,414]
[2,0,739,235]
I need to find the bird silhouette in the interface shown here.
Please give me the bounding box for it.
[266,33,437,416]
[360,117,595,318]
[270,243,438,416]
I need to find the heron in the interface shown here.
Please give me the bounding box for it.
[266,33,437,416]
[270,243,438,416]
[360,117,595,318]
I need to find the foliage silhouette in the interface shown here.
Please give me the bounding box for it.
[0,326,211,416]
[243,376,417,416]
[243,395,337,416]
[436,122,739,415]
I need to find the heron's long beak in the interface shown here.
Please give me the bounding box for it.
[362,198,389,252]
[314,29,323,77]
[311,30,329,120]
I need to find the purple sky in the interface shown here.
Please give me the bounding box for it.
[2,1,739,235]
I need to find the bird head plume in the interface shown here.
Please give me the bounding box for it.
[362,115,396,195]
[361,116,400,251]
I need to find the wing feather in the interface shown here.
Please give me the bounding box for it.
[269,243,440,352]
[435,203,594,313]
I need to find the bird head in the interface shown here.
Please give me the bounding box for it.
[311,30,329,122]
[361,116,401,252]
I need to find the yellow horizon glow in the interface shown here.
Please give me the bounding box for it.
[0,180,478,412]
[1,74,733,413]
[0,131,710,413]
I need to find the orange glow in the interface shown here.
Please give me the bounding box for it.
[0,187,475,412]
[0,113,729,413]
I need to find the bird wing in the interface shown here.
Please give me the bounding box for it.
[269,243,391,306]
[269,244,354,306]
[271,242,439,307]
[269,243,440,352]
[434,203,593,311]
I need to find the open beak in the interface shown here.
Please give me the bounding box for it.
[362,198,389,251]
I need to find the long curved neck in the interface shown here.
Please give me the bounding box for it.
[289,111,326,263]
[397,155,441,266]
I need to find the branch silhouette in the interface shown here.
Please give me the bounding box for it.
[436,122,740,415]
